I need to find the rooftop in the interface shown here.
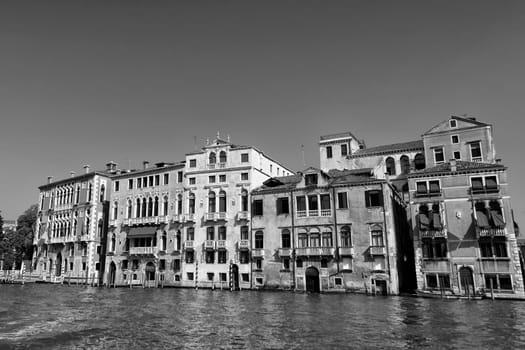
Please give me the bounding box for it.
[351,140,424,157]
[409,160,506,177]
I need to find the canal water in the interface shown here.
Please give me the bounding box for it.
[1,285,525,349]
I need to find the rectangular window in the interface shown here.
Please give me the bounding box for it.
[189,159,197,168]
[485,176,498,190]
[137,178,142,188]
[326,146,332,159]
[241,153,249,163]
[159,259,166,270]
[242,273,249,282]
[205,251,214,264]
[451,135,459,144]
[305,174,318,186]
[114,181,120,192]
[155,175,160,186]
[240,226,249,240]
[450,119,457,128]
[143,177,147,187]
[241,173,249,181]
[207,272,214,281]
[240,251,249,264]
[296,196,306,213]
[132,260,139,270]
[337,192,348,209]
[219,174,226,183]
[255,259,262,270]
[253,200,263,216]
[218,251,227,264]
[426,274,438,289]
[128,179,133,190]
[320,194,330,210]
[189,177,196,185]
[220,273,227,282]
[185,251,194,264]
[173,259,180,271]
[470,141,482,161]
[341,144,348,156]
[308,195,318,210]
[282,258,290,270]
[365,190,383,207]
[164,173,169,185]
[178,171,183,183]
[209,176,216,184]
[434,147,445,163]
[149,176,154,187]
[276,197,289,215]
[453,151,461,160]
[122,260,128,270]
[282,232,291,248]
[371,230,384,246]
[429,180,441,194]
[187,272,194,281]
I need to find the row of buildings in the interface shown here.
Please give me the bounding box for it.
[32,117,524,298]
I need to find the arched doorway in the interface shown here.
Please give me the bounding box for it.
[56,253,62,277]
[145,262,156,281]
[459,266,474,296]
[305,266,320,293]
[231,264,239,291]
[108,262,116,287]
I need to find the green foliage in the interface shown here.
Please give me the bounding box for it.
[0,204,37,270]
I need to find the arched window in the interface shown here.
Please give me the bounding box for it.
[88,183,93,202]
[340,226,351,247]
[219,191,226,212]
[76,186,80,204]
[219,151,227,164]
[400,155,410,174]
[141,198,147,217]
[127,200,132,219]
[255,231,264,249]
[218,226,226,240]
[281,229,291,248]
[209,152,216,164]
[208,192,216,212]
[113,201,118,220]
[207,226,215,240]
[163,196,169,216]
[100,185,105,202]
[161,231,167,251]
[177,194,183,214]
[154,196,159,216]
[188,193,195,214]
[187,227,195,241]
[414,153,426,170]
[148,197,153,217]
[240,225,249,240]
[386,157,396,176]
[136,198,141,218]
[241,190,248,212]
[111,234,116,252]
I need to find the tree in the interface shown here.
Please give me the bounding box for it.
[0,204,38,270]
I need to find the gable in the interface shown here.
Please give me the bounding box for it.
[423,116,489,136]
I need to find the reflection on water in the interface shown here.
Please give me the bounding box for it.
[1,284,525,349]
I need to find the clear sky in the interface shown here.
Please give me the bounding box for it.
[1,0,524,228]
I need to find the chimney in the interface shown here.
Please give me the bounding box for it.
[47,176,53,184]
[496,158,502,164]
[70,171,76,178]
[83,165,90,174]
[450,159,457,172]
[143,161,149,170]
[106,161,117,172]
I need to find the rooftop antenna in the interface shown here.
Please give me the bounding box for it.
[193,136,197,151]
[301,144,306,167]
[217,131,220,140]
[227,134,230,143]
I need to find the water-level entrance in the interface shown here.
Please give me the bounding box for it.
[305,266,320,292]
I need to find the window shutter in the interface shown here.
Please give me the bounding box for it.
[365,191,370,207]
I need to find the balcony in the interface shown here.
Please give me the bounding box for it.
[278,248,292,257]
[478,226,506,237]
[338,247,354,256]
[237,211,249,220]
[470,186,500,195]
[204,240,216,250]
[238,240,250,250]
[216,212,227,221]
[185,213,195,222]
[172,214,185,223]
[184,241,195,250]
[205,213,216,221]
[320,209,331,217]
[295,247,335,256]
[129,247,156,255]
[420,229,447,239]
[297,210,307,218]
[308,210,319,217]
[369,246,386,255]
[218,162,226,168]
[252,249,265,257]
[415,190,442,198]
[216,240,227,250]
[207,163,216,169]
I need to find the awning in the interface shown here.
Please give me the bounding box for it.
[476,210,490,228]
[127,226,158,237]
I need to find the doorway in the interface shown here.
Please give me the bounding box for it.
[231,264,239,290]
[459,266,475,297]
[305,266,320,292]
[108,262,116,287]
[56,253,62,277]
[145,262,156,281]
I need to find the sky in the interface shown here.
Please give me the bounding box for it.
[1,0,524,228]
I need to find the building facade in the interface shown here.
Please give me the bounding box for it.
[408,117,524,297]
[32,165,112,284]
[250,167,414,295]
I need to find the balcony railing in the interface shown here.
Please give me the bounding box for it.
[478,226,506,237]
[216,212,227,221]
[320,209,331,217]
[218,162,226,168]
[297,210,307,218]
[308,210,319,217]
[207,163,216,169]
[470,186,500,195]
[238,240,250,250]
[415,190,442,198]
[295,247,335,256]
[205,213,216,221]
[204,240,215,250]
[185,213,195,222]
[420,229,447,239]
[338,247,354,256]
[369,246,386,255]
[172,214,184,223]
[237,211,249,220]
[184,241,195,250]
[252,249,265,257]
[217,240,227,249]
[278,248,292,257]
[471,157,483,163]
[129,247,155,255]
